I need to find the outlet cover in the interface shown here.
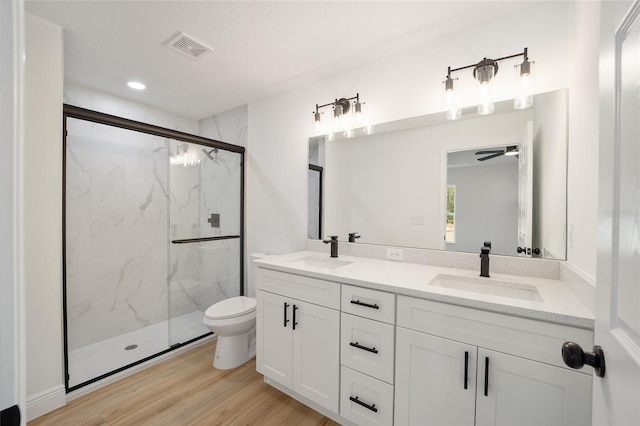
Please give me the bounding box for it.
[410,216,424,225]
[386,248,404,261]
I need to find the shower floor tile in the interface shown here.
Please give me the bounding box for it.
[68,310,208,388]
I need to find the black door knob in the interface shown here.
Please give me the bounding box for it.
[561,342,605,377]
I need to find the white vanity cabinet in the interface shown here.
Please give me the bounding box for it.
[394,296,593,426]
[340,285,395,426]
[256,269,340,414]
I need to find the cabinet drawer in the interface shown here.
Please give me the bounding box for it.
[340,366,394,426]
[257,268,340,309]
[341,313,394,384]
[397,296,594,371]
[341,285,395,323]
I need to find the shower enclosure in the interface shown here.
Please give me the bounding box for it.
[63,105,244,391]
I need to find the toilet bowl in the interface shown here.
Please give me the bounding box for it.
[203,296,256,370]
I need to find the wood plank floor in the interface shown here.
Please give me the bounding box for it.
[30,341,339,426]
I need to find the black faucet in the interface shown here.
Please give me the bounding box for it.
[348,232,361,243]
[323,235,339,258]
[480,241,491,277]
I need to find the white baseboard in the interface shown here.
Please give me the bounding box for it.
[27,384,65,421]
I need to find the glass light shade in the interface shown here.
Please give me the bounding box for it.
[514,61,535,110]
[312,112,321,135]
[444,89,461,121]
[442,76,461,121]
[333,104,344,132]
[354,101,364,126]
[477,81,494,115]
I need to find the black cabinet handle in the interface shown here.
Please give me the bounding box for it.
[349,342,378,354]
[292,304,298,330]
[349,396,378,413]
[562,342,606,377]
[484,357,489,396]
[350,300,379,310]
[283,302,289,327]
[464,351,469,390]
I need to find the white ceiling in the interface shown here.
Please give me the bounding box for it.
[25,1,539,120]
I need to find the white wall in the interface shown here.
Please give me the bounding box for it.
[1,0,25,422]
[533,90,568,259]
[247,2,573,260]
[567,1,601,283]
[24,13,65,420]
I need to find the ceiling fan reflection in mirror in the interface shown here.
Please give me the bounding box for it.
[475,145,519,161]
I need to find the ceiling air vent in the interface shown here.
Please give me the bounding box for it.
[164,32,212,59]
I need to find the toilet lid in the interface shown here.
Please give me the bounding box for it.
[205,296,256,320]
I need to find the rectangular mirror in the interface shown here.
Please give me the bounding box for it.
[308,89,567,259]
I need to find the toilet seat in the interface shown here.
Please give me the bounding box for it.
[205,296,256,320]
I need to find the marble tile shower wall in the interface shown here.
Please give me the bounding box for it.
[197,104,247,303]
[65,117,173,350]
[64,84,244,349]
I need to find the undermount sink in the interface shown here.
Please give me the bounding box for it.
[428,274,543,302]
[287,255,353,270]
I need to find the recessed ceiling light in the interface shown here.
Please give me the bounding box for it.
[126,81,146,90]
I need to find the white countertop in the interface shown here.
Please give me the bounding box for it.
[254,251,594,329]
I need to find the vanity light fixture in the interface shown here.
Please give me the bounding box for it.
[443,48,535,119]
[313,93,366,137]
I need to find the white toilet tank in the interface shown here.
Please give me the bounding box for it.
[248,252,270,297]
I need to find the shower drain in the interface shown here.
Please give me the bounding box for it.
[125,344,138,351]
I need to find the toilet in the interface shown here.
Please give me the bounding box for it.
[203,295,256,370]
[202,253,266,370]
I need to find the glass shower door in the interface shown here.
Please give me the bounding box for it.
[168,140,243,346]
[65,117,172,389]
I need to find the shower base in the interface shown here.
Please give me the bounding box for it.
[67,310,209,389]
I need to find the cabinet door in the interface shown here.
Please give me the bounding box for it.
[256,290,293,388]
[476,348,592,426]
[292,300,340,413]
[395,327,477,426]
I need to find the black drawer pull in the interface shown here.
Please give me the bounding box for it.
[283,302,289,327]
[464,351,469,390]
[292,304,298,330]
[349,342,378,354]
[350,300,379,309]
[349,396,378,413]
[484,356,489,396]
